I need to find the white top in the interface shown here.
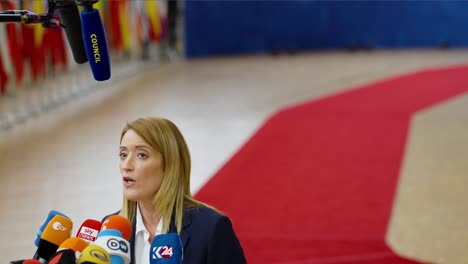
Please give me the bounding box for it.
[134,205,163,264]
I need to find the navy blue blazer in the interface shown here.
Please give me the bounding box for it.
[104,206,246,264]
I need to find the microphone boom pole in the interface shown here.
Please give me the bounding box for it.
[0,14,22,23]
[0,4,62,27]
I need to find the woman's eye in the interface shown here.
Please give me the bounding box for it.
[119,153,127,158]
[137,153,148,158]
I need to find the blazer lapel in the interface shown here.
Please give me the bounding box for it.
[180,214,192,249]
[130,216,136,264]
[169,208,193,249]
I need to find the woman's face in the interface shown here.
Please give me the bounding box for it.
[119,129,164,203]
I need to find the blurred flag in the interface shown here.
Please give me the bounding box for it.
[5,0,24,87]
[134,1,148,46]
[0,54,7,96]
[119,0,132,53]
[0,2,11,95]
[44,26,68,72]
[21,24,38,81]
[40,1,66,73]
[32,0,46,47]
[6,23,24,87]
[109,0,123,51]
[94,0,105,20]
[21,0,46,81]
[146,0,163,42]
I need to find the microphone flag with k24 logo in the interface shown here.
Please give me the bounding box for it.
[150,233,183,264]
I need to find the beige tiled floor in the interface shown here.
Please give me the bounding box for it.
[2,49,468,263]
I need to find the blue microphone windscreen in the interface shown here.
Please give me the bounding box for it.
[94,229,128,264]
[34,210,69,247]
[81,9,111,81]
[150,233,183,264]
[96,229,122,238]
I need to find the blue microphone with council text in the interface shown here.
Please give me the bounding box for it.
[79,0,111,81]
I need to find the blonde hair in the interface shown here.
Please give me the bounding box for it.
[119,117,209,234]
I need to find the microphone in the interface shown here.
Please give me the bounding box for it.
[150,233,183,264]
[76,244,110,264]
[101,215,132,241]
[45,249,75,264]
[75,219,102,243]
[34,211,70,247]
[23,261,42,264]
[35,215,73,262]
[57,237,89,260]
[94,229,130,264]
[80,1,111,81]
[55,0,88,64]
[9,260,42,264]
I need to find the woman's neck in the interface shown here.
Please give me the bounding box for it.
[138,201,161,241]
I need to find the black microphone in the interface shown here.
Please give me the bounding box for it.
[45,249,76,264]
[55,0,88,64]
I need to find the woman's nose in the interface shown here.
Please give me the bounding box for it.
[121,157,134,171]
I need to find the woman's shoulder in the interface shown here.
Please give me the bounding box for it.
[183,205,246,263]
[185,205,228,225]
[182,205,237,240]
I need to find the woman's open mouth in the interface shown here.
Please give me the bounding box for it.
[123,177,136,188]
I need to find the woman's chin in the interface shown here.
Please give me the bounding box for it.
[123,190,139,201]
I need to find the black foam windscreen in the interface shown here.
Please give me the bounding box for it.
[47,249,76,264]
[55,0,88,64]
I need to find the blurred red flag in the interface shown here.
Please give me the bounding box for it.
[44,27,68,72]
[109,0,123,52]
[5,0,24,86]
[0,54,8,96]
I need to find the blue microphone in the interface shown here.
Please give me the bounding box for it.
[34,210,70,247]
[150,233,183,264]
[80,1,111,81]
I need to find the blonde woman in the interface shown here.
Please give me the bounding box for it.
[106,117,246,264]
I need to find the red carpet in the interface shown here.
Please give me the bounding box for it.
[195,65,468,263]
